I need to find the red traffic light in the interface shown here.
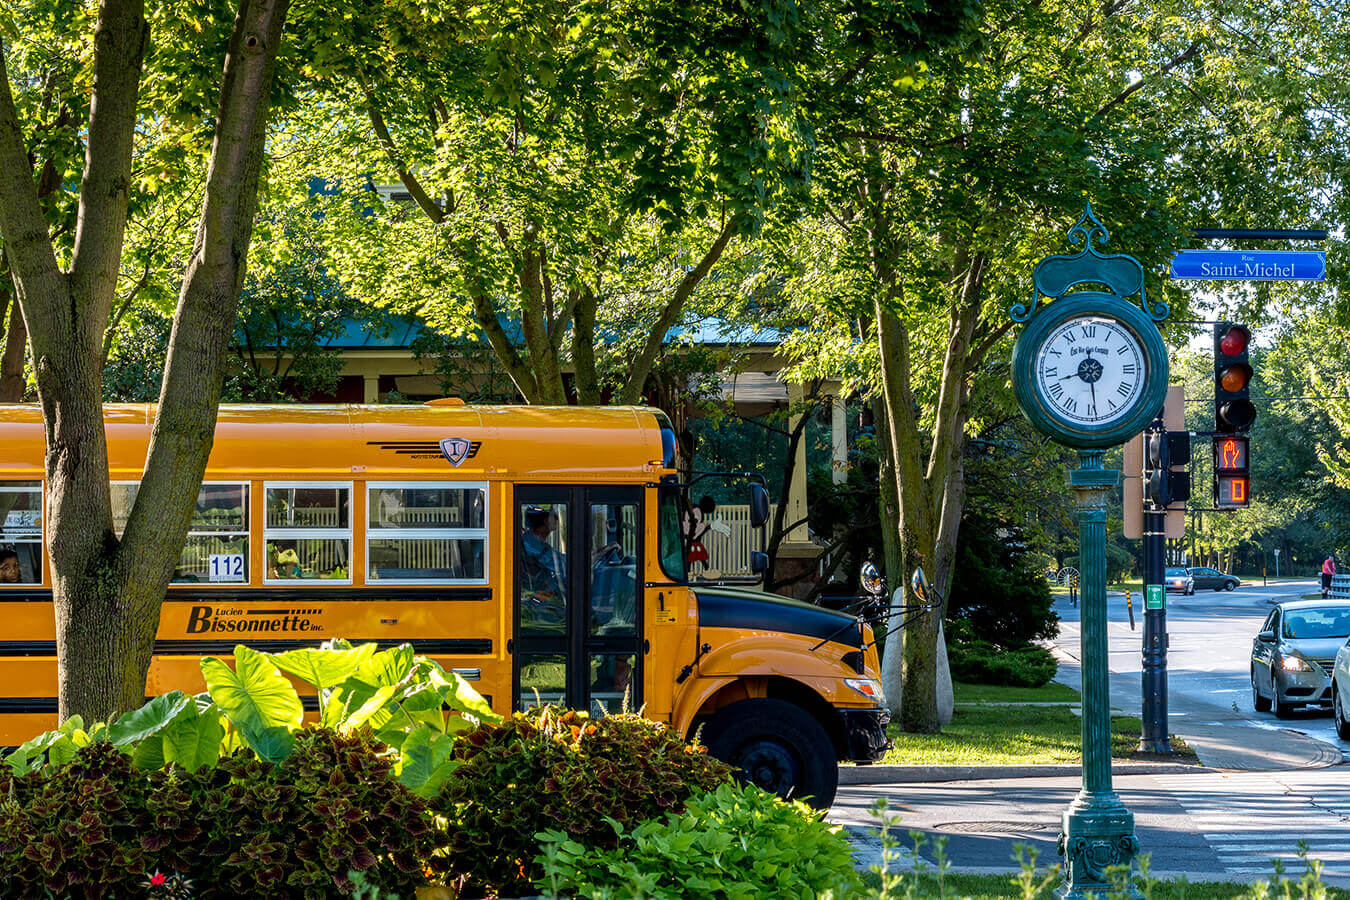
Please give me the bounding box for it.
[1219,325,1249,357]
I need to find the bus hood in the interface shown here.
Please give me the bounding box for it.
[693,586,863,649]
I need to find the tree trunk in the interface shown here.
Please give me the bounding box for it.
[0,0,290,722]
[0,283,26,400]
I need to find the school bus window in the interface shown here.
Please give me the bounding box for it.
[657,488,686,582]
[589,502,638,636]
[264,484,351,583]
[367,483,487,583]
[0,482,41,585]
[519,652,566,708]
[112,482,251,583]
[519,503,567,634]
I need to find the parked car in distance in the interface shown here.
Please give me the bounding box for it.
[1252,600,1350,718]
[1164,566,1194,595]
[1189,566,1241,592]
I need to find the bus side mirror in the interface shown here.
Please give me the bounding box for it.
[748,484,770,528]
[860,562,886,597]
[911,567,933,602]
[750,552,769,574]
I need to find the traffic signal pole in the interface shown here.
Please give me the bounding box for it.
[1140,425,1171,752]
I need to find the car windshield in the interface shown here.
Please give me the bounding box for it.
[1281,608,1350,640]
[1165,568,1186,577]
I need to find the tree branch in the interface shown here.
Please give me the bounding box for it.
[362,83,445,224]
[0,40,66,339]
[618,217,739,404]
[68,0,149,326]
[1094,40,1202,120]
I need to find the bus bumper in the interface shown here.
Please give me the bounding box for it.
[841,707,891,762]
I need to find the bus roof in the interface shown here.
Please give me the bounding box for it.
[0,403,670,481]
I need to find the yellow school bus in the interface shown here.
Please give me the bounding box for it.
[0,402,888,806]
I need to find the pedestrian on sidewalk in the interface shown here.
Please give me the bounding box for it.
[1322,554,1335,599]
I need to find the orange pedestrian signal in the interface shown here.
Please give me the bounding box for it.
[1213,434,1250,508]
[1216,474,1249,507]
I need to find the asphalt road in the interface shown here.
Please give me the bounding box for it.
[1054,577,1348,756]
[828,577,1350,884]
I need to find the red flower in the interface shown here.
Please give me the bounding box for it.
[150,873,167,886]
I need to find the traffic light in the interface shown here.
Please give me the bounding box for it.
[1144,429,1191,508]
[1214,322,1256,433]
[1213,434,1251,508]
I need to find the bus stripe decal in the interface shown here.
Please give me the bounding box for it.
[0,589,490,603]
[0,638,491,657]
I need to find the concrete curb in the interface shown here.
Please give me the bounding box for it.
[840,762,1212,785]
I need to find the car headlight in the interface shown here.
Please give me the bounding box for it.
[845,677,885,703]
[1281,655,1314,672]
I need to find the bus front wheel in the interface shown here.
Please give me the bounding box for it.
[701,698,838,810]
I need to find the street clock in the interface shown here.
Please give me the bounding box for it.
[1011,209,1168,448]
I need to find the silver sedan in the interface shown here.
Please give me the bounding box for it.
[1251,601,1350,719]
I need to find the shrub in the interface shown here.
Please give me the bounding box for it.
[535,780,863,899]
[437,706,731,897]
[948,524,1060,648]
[948,639,1057,687]
[0,728,444,900]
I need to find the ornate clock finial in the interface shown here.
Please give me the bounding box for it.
[1010,201,1169,324]
[1066,202,1109,250]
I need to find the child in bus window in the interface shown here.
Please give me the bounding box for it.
[0,548,20,584]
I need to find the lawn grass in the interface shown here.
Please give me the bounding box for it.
[857,869,1347,898]
[881,706,1195,766]
[954,681,1079,705]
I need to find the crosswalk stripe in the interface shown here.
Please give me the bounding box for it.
[1152,772,1350,875]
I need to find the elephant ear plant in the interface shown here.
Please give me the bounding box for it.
[4,638,498,798]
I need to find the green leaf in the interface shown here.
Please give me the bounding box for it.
[162,705,226,771]
[46,736,79,768]
[349,643,415,688]
[201,645,304,735]
[340,684,397,731]
[396,724,461,798]
[108,691,192,746]
[270,643,376,690]
[132,734,166,771]
[240,723,295,763]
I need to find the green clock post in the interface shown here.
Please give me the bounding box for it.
[1010,204,1169,898]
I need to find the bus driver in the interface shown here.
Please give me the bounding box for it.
[520,507,566,629]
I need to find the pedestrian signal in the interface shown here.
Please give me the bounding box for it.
[1213,435,1250,508]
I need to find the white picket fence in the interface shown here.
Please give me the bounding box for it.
[695,503,776,578]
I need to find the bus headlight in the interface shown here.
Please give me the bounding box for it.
[845,677,885,703]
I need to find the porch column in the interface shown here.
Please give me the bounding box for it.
[831,396,847,484]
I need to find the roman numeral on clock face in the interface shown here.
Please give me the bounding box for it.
[1116,383,1130,397]
[1080,325,1097,338]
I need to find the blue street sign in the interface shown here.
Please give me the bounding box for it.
[1170,250,1325,281]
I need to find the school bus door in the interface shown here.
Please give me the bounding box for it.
[513,485,642,715]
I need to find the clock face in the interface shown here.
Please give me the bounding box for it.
[1033,315,1145,427]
